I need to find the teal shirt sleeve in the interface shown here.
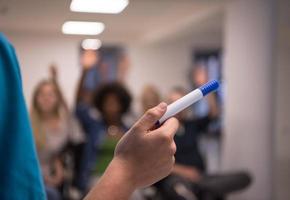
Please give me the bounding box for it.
[0,33,46,199]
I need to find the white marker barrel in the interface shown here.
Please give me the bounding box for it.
[158,89,203,124]
[157,80,219,125]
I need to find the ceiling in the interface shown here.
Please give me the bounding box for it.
[0,0,225,44]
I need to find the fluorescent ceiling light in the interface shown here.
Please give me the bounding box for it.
[62,21,105,35]
[70,0,129,14]
[82,39,102,50]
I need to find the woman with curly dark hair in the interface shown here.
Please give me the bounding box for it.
[93,82,132,132]
[92,83,133,175]
[75,64,133,193]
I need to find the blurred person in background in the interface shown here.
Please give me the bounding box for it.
[154,87,218,200]
[140,85,161,114]
[168,87,210,177]
[154,87,250,200]
[75,62,133,193]
[93,83,133,175]
[31,67,85,200]
[191,65,221,173]
[74,49,105,194]
[75,49,134,194]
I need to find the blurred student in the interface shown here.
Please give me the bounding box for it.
[192,65,221,173]
[75,80,132,192]
[155,87,251,200]
[74,51,102,192]
[75,50,134,193]
[31,78,84,200]
[169,87,209,175]
[140,85,161,114]
[155,87,215,200]
[93,83,132,175]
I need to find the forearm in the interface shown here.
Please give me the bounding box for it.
[76,69,89,104]
[50,68,69,111]
[84,158,136,200]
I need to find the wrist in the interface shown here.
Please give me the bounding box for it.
[104,158,137,193]
[84,158,136,200]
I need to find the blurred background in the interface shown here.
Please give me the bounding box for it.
[1,0,290,199]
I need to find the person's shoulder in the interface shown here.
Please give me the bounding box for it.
[0,33,13,50]
[0,33,8,43]
[0,33,22,80]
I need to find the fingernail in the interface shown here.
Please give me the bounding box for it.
[158,102,167,110]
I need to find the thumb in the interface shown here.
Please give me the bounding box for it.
[133,102,167,132]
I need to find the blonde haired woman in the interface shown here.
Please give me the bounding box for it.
[31,68,84,200]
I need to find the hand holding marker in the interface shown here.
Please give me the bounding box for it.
[157,80,219,125]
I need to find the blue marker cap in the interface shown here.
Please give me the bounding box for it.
[199,80,219,96]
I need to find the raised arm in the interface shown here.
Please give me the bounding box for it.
[75,50,98,105]
[49,64,69,111]
[84,103,179,200]
[75,67,90,104]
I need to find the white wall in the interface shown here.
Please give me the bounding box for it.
[273,0,290,199]
[222,0,275,199]
[6,33,81,108]
[5,32,221,113]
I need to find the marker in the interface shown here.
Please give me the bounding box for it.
[157,80,219,125]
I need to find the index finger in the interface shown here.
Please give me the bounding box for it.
[132,102,167,132]
[158,117,179,139]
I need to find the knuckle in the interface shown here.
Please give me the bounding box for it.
[146,108,157,118]
[159,132,172,144]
